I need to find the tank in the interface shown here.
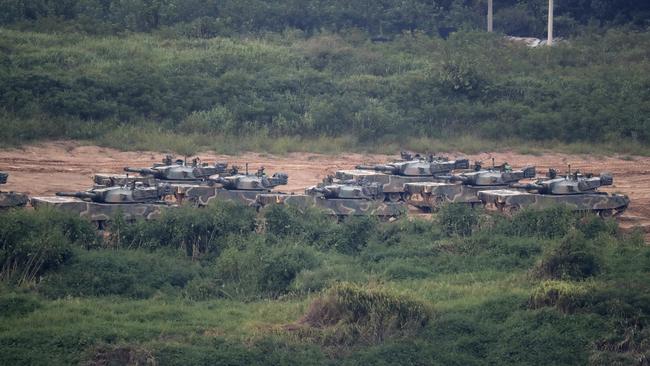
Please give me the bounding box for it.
[173,168,289,207]
[334,154,470,202]
[0,172,29,209]
[404,163,536,211]
[94,156,228,186]
[31,184,175,228]
[256,181,406,219]
[478,169,629,217]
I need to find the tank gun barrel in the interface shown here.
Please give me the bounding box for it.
[56,191,98,200]
[124,167,159,176]
[355,164,399,174]
[509,182,543,191]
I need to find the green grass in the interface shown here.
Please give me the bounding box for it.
[1,200,649,365]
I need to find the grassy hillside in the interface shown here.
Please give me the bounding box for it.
[1,26,649,154]
[1,204,648,365]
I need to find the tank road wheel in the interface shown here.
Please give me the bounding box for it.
[598,209,613,219]
[384,192,402,202]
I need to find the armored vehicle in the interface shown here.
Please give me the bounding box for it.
[0,172,28,208]
[31,184,175,228]
[335,155,470,202]
[94,155,228,187]
[256,181,406,219]
[404,163,536,211]
[173,168,289,207]
[478,169,629,217]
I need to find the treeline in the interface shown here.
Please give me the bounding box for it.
[1,27,649,146]
[2,0,649,37]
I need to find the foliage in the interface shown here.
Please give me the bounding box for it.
[114,202,256,258]
[438,203,480,237]
[38,249,202,298]
[534,230,602,280]
[1,27,650,151]
[0,208,96,284]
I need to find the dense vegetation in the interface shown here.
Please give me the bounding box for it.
[1,203,648,365]
[1,1,649,153]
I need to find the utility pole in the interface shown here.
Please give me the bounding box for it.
[547,0,554,45]
[487,0,493,32]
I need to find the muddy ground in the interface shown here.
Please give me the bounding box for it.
[1,141,648,237]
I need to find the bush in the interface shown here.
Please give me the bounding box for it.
[115,202,256,258]
[0,293,41,318]
[0,208,96,284]
[493,206,577,239]
[528,280,595,314]
[438,204,480,237]
[39,249,202,298]
[534,230,601,280]
[215,241,319,299]
[295,283,433,346]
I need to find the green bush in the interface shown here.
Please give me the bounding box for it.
[0,293,41,318]
[493,206,577,239]
[215,240,319,299]
[438,204,480,237]
[297,283,433,346]
[38,249,202,298]
[534,230,601,280]
[115,202,256,258]
[0,208,96,284]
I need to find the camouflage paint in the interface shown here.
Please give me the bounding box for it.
[256,193,406,217]
[30,196,174,223]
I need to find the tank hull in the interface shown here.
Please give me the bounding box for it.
[256,193,406,218]
[335,169,449,200]
[0,191,29,208]
[30,196,174,224]
[404,182,506,210]
[478,189,630,216]
[93,174,208,187]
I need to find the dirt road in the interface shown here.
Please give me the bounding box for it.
[1,141,648,236]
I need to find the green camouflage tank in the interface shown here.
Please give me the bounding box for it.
[333,154,470,202]
[478,169,629,217]
[256,181,406,219]
[94,155,229,186]
[0,172,28,209]
[404,164,536,211]
[31,184,175,228]
[173,168,288,207]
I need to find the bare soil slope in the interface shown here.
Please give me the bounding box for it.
[2,141,648,236]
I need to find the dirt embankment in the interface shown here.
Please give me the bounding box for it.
[1,141,648,236]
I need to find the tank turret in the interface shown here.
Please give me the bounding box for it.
[56,184,172,203]
[356,158,469,177]
[124,160,228,181]
[210,172,289,191]
[450,165,536,186]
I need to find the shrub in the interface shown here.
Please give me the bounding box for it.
[39,250,202,298]
[534,230,601,280]
[493,206,576,239]
[215,241,319,299]
[438,204,480,237]
[326,216,378,254]
[115,202,256,258]
[0,208,96,284]
[528,280,595,313]
[295,283,433,346]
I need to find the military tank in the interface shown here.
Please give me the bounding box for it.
[94,155,229,187]
[256,180,406,219]
[173,166,289,207]
[404,162,536,211]
[335,155,470,202]
[478,168,629,217]
[0,172,28,209]
[30,184,176,228]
